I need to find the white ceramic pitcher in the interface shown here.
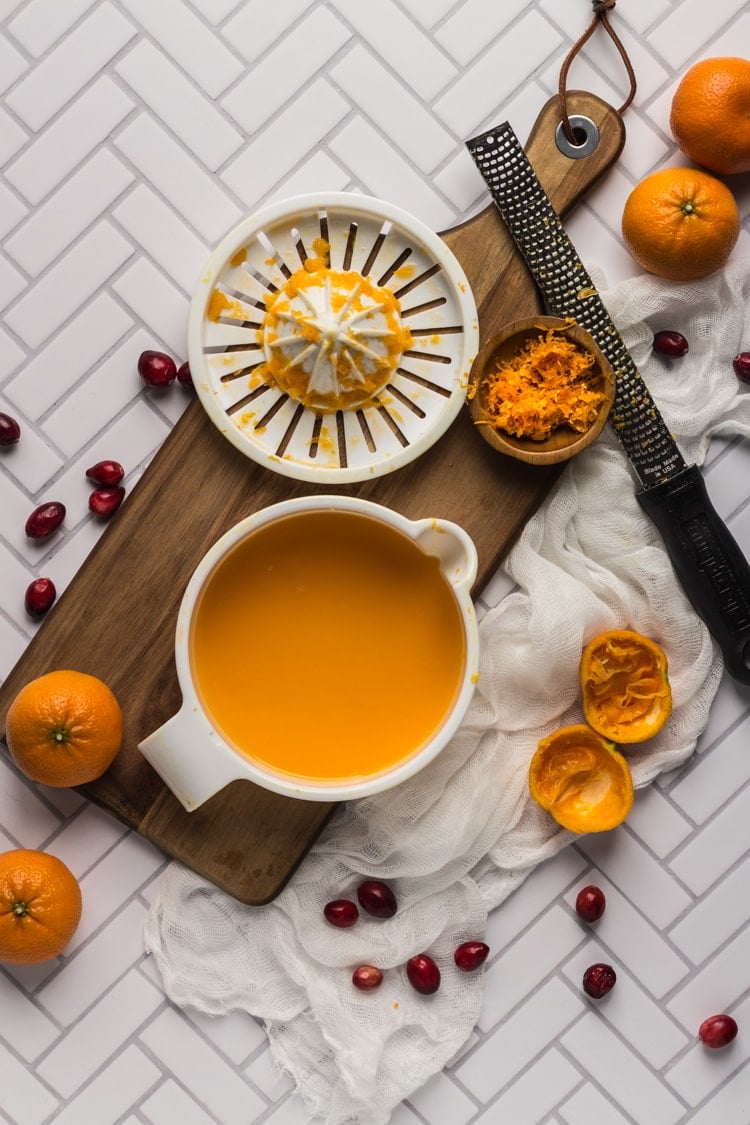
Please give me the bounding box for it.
[138,494,479,810]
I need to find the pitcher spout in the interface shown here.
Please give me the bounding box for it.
[412,518,478,594]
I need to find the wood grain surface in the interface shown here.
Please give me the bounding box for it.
[0,93,625,904]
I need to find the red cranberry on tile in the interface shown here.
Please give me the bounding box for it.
[0,412,21,445]
[582,963,616,999]
[25,502,65,539]
[25,577,56,617]
[138,350,177,388]
[699,1014,738,1049]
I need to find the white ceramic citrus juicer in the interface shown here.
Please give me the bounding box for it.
[185,192,479,483]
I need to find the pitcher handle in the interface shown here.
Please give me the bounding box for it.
[138,706,244,812]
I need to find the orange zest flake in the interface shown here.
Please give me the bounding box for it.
[229,248,247,268]
[314,426,336,456]
[302,237,332,274]
[207,289,240,322]
[481,327,605,441]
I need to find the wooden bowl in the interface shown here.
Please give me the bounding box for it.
[468,315,616,465]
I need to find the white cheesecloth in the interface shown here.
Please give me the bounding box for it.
[145,261,750,1123]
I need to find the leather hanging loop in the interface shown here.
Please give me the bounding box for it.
[558,0,637,145]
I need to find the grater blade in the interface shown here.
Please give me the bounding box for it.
[465,122,685,489]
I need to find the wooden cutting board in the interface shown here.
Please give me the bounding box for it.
[0,93,625,904]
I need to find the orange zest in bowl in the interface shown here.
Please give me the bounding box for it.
[528,724,634,834]
[580,629,672,744]
[479,325,606,441]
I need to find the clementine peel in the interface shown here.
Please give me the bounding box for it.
[528,724,634,834]
[580,629,672,744]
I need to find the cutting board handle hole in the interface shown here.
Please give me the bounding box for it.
[555,114,600,159]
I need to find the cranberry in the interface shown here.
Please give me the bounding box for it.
[406,954,441,995]
[177,361,194,389]
[357,880,397,919]
[86,460,124,486]
[699,1014,738,1049]
[582,963,616,999]
[138,350,177,388]
[653,330,689,358]
[0,412,21,445]
[352,965,383,991]
[25,501,65,539]
[24,577,56,617]
[323,899,359,928]
[454,941,489,972]
[733,352,750,384]
[89,486,125,518]
[575,884,606,923]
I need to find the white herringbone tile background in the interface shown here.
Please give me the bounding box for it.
[1,2,750,1122]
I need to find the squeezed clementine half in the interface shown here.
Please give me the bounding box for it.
[6,669,123,787]
[580,629,672,744]
[0,849,82,963]
[529,725,634,834]
[670,57,750,176]
[622,167,740,282]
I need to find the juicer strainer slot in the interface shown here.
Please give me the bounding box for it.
[396,368,452,396]
[376,403,408,446]
[220,362,263,385]
[392,263,442,299]
[385,383,427,419]
[400,296,447,317]
[187,193,479,483]
[377,247,412,286]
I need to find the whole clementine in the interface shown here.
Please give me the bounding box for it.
[621,167,740,282]
[5,668,123,787]
[0,849,82,963]
[670,57,750,175]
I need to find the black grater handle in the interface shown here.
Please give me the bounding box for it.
[637,465,750,684]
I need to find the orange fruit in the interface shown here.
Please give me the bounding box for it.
[0,849,82,963]
[528,724,634,834]
[580,629,672,744]
[621,167,740,282]
[670,57,750,176]
[6,669,123,787]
